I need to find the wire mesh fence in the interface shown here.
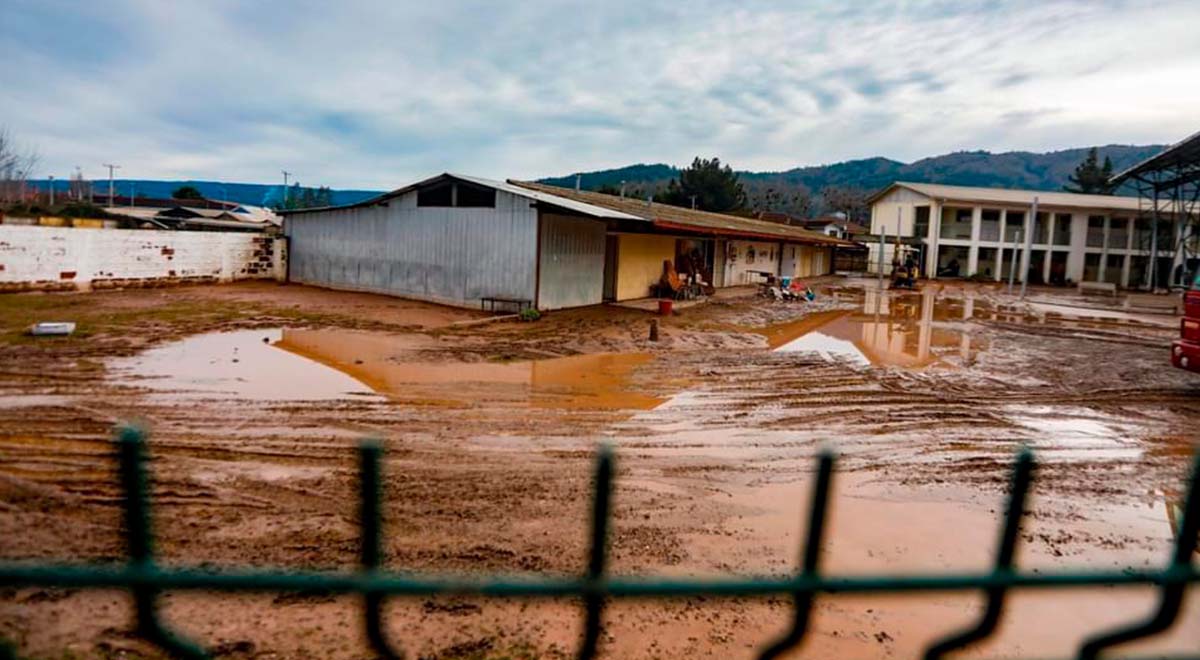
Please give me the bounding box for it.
[1,426,1198,659]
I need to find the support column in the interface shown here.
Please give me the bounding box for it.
[1042,213,1054,283]
[925,202,941,279]
[996,209,1008,280]
[967,205,982,275]
[1098,215,1110,282]
[1121,224,1133,288]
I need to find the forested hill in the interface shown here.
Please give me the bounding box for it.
[539,144,1162,198]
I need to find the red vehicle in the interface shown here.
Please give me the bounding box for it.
[1172,277,1200,372]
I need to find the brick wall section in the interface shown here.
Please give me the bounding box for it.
[0,225,283,292]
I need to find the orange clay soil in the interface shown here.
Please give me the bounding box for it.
[0,279,1197,659]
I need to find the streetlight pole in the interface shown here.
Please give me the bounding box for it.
[103,163,120,206]
[1020,197,1037,299]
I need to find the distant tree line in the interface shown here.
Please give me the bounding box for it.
[593,155,871,224]
[274,183,334,210]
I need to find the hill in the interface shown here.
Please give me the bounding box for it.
[539,144,1164,218]
[26,179,382,208]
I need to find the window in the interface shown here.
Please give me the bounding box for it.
[1105,254,1124,285]
[1156,221,1175,252]
[1033,212,1049,244]
[1086,216,1105,247]
[913,206,930,239]
[417,182,453,207]
[456,183,496,207]
[940,207,972,240]
[1004,211,1025,243]
[980,210,1001,241]
[417,181,497,208]
[1083,253,1102,281]
[1108,218,1128,249]
[1053,213,1072,246]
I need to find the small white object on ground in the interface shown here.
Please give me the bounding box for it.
[30,322,76,336]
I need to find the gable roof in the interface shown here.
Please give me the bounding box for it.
[867,181,1165,214]
[511,181,849,246]
[281,173,645,221]
[867,181,1147,211]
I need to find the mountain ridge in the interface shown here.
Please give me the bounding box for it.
[537,144,1164,207]
[26,144,1165,211]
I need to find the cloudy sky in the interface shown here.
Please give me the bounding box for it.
[3,0,1198,189]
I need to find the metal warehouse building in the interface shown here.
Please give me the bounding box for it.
[283,174,844,310]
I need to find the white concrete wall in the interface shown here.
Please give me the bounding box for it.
[870,187,930,236]
[0,225,280,292]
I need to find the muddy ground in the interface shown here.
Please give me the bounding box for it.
[0,279,1198,659]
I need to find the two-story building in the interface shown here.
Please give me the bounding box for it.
[868,182,1188,288]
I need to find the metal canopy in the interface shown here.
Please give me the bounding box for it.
[1107,130,1200,290]
[1110,128,1200,188]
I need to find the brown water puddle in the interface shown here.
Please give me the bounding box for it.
[277,328,663,410]
[759,289,988,368]
[109,328,663,410]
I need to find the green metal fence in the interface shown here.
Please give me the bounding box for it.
[1,426,1198,660]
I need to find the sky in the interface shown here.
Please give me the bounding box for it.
[2,0,1199,189]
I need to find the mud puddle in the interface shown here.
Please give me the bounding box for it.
[1005,405,1144,460]
[760,288,988,368]
[109,328,663,410]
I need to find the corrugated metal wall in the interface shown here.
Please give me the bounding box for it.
[286,188,538,307]
[537,213,606,310]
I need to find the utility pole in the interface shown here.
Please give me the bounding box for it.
[103,163,120,206]
[1007,229,1022,295]
[1020,197,1037,299]
[282,170,292,204]
[878,227,887,290]
[47,175,54,206]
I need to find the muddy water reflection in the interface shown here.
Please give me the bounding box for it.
[108,329,378,401]
[277,329,663,410]
[767,289,987,368]
[111,328,663,410]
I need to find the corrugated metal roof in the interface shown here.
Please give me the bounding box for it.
[1110,129,1200,185]
[510,181,849,246]
[867,181,1184,213]
[281,173,645,221]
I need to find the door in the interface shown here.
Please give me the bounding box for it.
[602,234,619,301]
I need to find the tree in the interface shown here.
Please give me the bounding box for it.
[1063,147,1115,194]
[821,186,870,221]
[275,184,334,210]
[0,127,39,204]
[744,180,812,220]
[658,157,746,212]
[68,167,92,202]
[172,185,205,200]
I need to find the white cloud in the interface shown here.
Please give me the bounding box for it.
[2,0,1198,188]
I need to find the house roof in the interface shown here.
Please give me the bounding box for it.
[281,173,645,221]
[511,181,849,246]
[1110,129,1200,186]
[866,181,1158,213]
